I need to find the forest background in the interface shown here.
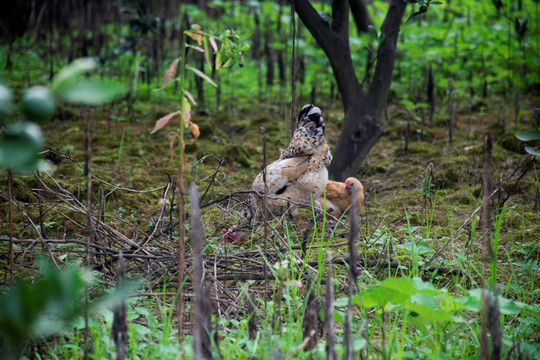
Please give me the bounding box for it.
[0,0,539,359]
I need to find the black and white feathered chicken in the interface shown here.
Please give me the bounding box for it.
[222,104,332,241]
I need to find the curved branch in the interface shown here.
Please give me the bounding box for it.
[294,0,362,108]
[350,0,372,33]
[367,0,407,118]
[293,0,341,55]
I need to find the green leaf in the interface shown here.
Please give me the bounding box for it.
[515,129,540,142]
[497,296,521,315]
[318,11,332,23]
[60,80,127,105]
[379,32,386,44]
[411,292,435,308]
[0,121,43,173]
[405,12,422,25]
[333,297,349,307]
[186,65,218,87]
[21,86,55,122]
[524,146,540,157]
[466,289,521,315]
[368,25,379,42]
[430,1,443,4]
[0,84,13,122]
[360,287,392,308]
[51,58,98,94]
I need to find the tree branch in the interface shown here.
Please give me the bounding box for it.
[293,0,341,56]
[367,0,406,119]
[331,0,349,39]
[349,0,372,33]
[294,0,362,108]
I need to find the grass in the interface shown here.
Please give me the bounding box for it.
[4,101,540,357]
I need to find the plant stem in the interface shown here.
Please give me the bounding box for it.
[177,32,187,342]
[7,169,13,283]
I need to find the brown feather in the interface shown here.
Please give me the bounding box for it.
[319,177,364,220]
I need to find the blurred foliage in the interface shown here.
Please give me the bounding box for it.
[0,257,139,359]
[0,57,127,173]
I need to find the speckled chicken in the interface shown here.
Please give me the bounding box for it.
[318,177,365,221]
[223,105,332,240]
[248,104,332,218]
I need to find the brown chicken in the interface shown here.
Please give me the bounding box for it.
[222,104,332,240]
[318,177,364,221]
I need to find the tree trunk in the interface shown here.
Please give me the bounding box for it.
[295,0,406,181]
[263,18,274,87]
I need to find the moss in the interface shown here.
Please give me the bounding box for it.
[407,140,443,158]
[250,115,279,132]
[222,143,253,168]
[196,119,216,138]
[436,166,460,189]
[230,119,250,135]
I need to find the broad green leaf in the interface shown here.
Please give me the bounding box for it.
[186,66,218,87]
[51,58,97,94]
[405,12,422,26]
[21,86,55,122]
[412,277,442,295]
[497,296,521,315]
[431,1,443,4]
[411,292,435,308]
[467,288,521,315]
[380,277,415,297]
[60,80,127,105]
[519,317,540,326]
[0,121,43,173]
[524,146,540,156]
[360,287,392,308]
[515,129,540,142]
[407,303,453,326]
[333,297,349,307]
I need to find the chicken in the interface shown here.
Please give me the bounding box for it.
[248,104,332,219]
[318,177,365,221]
[222,104,332,240]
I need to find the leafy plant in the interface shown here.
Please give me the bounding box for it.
[0,258,138,359]
[403,0,444,26]
[0,57,127,173]
[515,118,540,157]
